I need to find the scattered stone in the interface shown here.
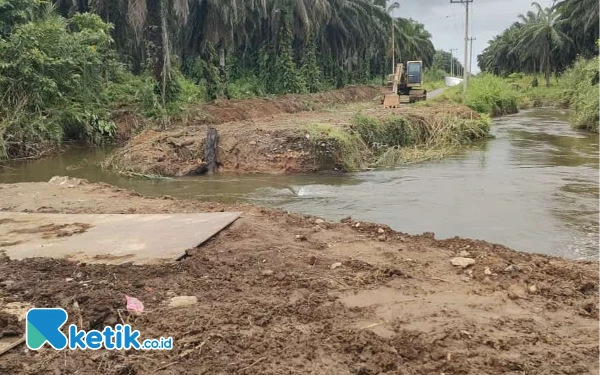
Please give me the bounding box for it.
[377,228,385,234]
[295,234,307,241]
[168,296,198,308]
[465,269,473,277]
[579,281,597,294]
[315,219,325,225]
[508,283,528,299]
[504,265,521,273]
[458,250,471,257]
[330,262,343,270]
[450,257,476,268]
[377,235,387,242]
[484,267,492,276]
[307,256,317,265]
[528,284,538,294]
[249,141,257,145]
[261,270,274,276]
[355,222,361,228]
[460,330,472,338]
[65,278,74,282]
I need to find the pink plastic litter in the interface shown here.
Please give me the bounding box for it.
[125,295,144,313]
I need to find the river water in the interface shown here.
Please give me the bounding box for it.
[1,108,598,259]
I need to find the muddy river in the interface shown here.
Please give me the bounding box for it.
[1,108,598,259]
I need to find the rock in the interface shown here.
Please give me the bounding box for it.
[508,283,528,299]
[377,228,385,234]
[261,270,274,276]
[458,250,471,257]
[295,234,307,241]
[307,256,317,265]
[330,262,342,270]
[450,257,476,268]
[355,222,361,228]
[377,235,387,242]
[528,284,538,294]
[48,176,86,186]
[168,296,198,308]
[315,219,325,225]
[504,265,520,273]
[484,267,492,276]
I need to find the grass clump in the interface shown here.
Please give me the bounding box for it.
[303,109,491,170]
[305,123,367,171]
[463,75,518,116]
[352,113,490,167]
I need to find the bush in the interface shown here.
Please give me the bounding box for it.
[560,56,599,131]
[0,7,119,158]
[464,74,518,116]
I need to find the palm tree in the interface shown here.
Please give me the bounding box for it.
[515,2,571,86]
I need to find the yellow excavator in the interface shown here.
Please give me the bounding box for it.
[382,60,427,108]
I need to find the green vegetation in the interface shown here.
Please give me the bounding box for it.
[470,0,599,131]
[0,3,120,159]
[305,111,491,171]
[1,0,450,160]
[463,75,518,116]
[556,57,599,131]
[433,75,518,117]
[478,1,598,85]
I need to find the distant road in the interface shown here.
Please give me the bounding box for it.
[427,87,447,100]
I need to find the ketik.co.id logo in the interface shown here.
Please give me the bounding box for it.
[26,308,173,350]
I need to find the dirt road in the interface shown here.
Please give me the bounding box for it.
[0,178,598,374]
[427,87,448,100]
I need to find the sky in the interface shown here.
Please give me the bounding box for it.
[389,0,554,73]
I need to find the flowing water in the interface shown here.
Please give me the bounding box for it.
[1,108,598,259]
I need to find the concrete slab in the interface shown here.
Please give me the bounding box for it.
[0,211,242,264]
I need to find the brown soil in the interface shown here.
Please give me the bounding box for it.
[106,86,480,176]
[0,178,598,374]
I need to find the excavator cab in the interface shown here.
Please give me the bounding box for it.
[398,60,426,103]
[382,60,427,108]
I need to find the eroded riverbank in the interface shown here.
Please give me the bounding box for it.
[103,87,489,176]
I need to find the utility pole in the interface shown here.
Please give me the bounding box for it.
[449,48,458,76]
[391,17,395,74]
[450,0,473,93]
[468,37,476,76]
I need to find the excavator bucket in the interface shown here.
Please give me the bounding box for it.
[383,93,400,108]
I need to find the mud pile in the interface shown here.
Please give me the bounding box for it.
[106,88,486,176]
[0,179,598,374]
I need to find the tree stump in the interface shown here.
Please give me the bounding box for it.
[204,127,219,174]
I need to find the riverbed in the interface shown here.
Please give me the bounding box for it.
[1,107,597,259]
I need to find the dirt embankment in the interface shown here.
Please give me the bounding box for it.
[0,178,598,374]
[106,86,485,176]
[111,85,381,144]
